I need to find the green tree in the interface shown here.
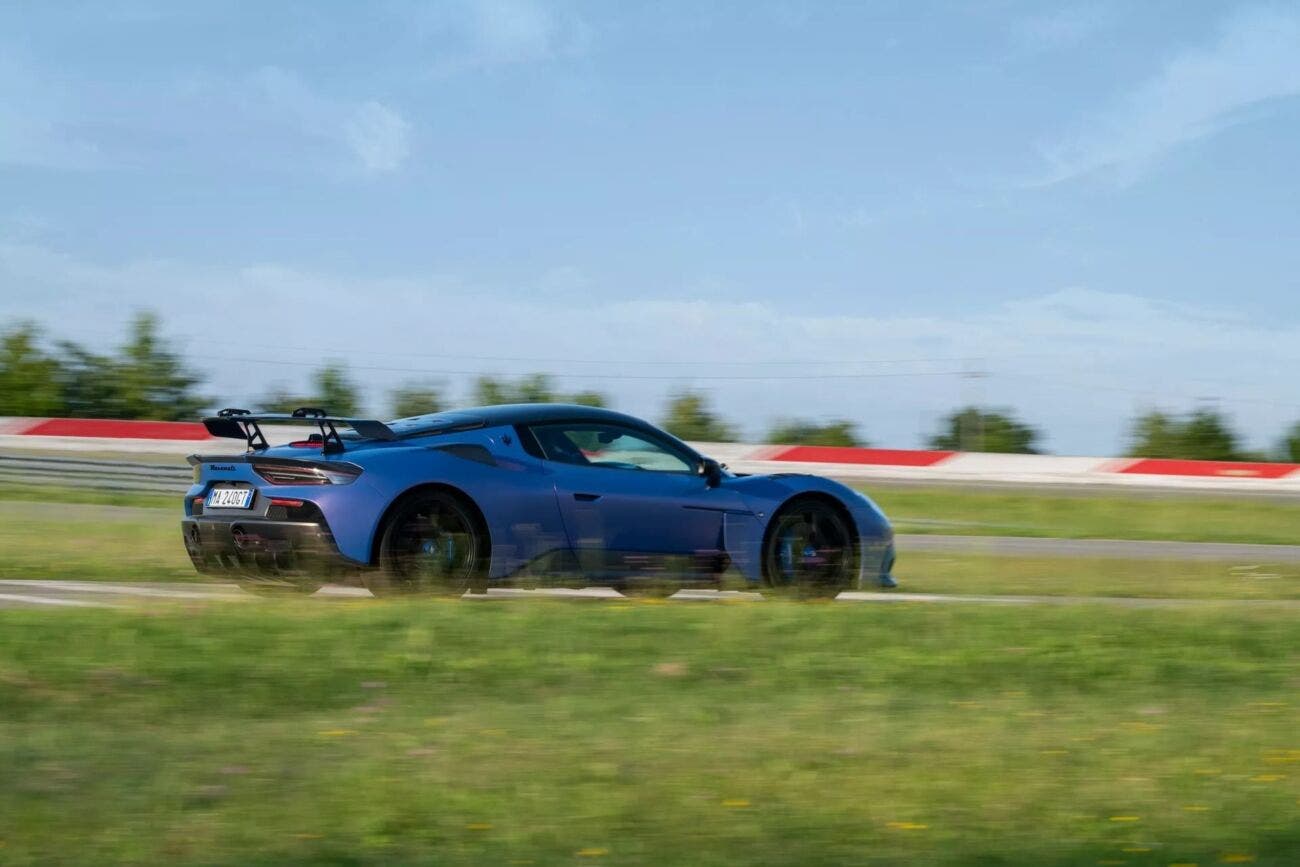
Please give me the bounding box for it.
[928,406,1041,454]
[313,364,360,416]
[0,323,64,416]
[765,418,864,447]
[1282,421,1300,463]
[389,382,445,418]
[472,374,607,408]
[1127,408,1243,461]
[49,313,204,420]
[55,343,121,418]
[660,391,736,442]
[261,362,360,416]
[568,390,607,408]
[112,312,205,420]
[1128,410,1179,458]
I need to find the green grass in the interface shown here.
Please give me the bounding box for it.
[1,601,1297,865]
[901,552,1300,600]
[0,501,194,582]
[864,485,1300,546]
[0,481,179,510]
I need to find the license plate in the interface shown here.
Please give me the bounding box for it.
[207,488,254,509]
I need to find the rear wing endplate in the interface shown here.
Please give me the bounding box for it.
[202,407,397,454]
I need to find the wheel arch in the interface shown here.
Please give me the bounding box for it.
[368,482,491,567]
[759,490,862,579]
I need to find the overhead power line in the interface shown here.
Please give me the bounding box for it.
[217,355,971,382]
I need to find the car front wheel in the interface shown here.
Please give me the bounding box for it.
[761,498,856,598]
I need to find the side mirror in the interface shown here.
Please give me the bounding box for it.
[698,457,724,488]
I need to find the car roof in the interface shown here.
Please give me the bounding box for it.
[387,403,659,434]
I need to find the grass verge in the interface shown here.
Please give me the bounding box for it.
[900,551,1300,600]
[864,485,1300,545]
[1,600,1297,865]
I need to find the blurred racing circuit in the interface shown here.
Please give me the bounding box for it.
[4,416,1300,496]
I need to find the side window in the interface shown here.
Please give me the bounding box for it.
[529,423,695,473]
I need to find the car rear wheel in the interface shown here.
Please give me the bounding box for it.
[762,498,856,599]
[367,491,489,596]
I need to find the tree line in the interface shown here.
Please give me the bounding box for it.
[2,315,1298,461]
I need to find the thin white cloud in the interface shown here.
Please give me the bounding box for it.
[472,0,562,63]
[3,242,1298,453]
[343,102,411,173]
[0,52,410,175]
[1034,5,1300,186]
[254,67,411,174]
[1009,4,1111,51]
[419,0,592,74]
[0,55,104,170]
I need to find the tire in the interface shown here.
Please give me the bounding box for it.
[761,497,857,599]
[366,490,489,597]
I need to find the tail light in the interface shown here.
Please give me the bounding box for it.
[252,462,361,486]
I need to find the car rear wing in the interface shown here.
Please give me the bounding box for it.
[202,407,397,454]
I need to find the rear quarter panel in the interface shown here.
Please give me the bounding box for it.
[341,429,569,577]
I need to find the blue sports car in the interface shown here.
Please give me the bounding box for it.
[181,404,896,597]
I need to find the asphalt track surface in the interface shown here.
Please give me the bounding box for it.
[2,579,1298,611]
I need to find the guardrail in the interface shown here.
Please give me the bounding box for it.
[0,454,190,494]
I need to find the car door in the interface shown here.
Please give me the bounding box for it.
[525,421,746,577]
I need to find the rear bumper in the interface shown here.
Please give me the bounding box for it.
[181,516,351,578]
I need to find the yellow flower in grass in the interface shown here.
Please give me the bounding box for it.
[721,799,750,808]
[1121,721,1163,733]
[576,847,609,857]
[1220,856,1255,864]
[317,729,357,738]
[886,821,928,831]
[1182,805,1211,812]
[1250,774,1284,782]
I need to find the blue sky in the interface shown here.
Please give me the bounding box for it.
[2,1,1299,454]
